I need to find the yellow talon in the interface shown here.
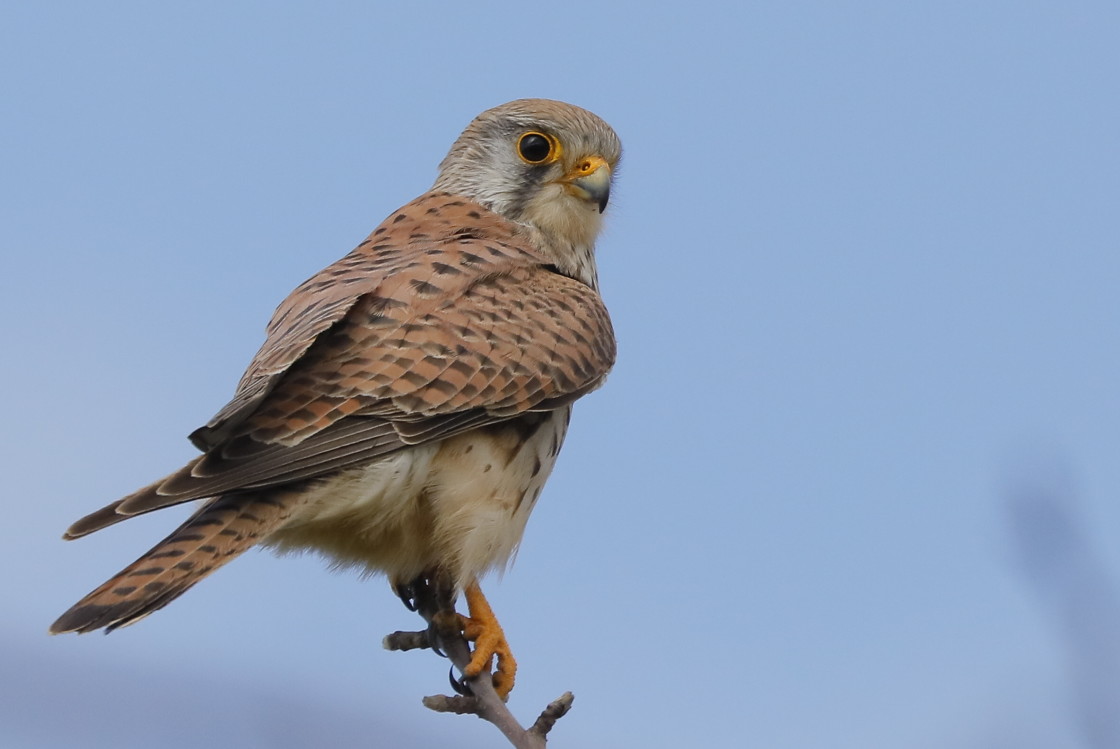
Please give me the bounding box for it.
[458,580,517,698]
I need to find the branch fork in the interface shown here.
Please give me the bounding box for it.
[383,600,573,748]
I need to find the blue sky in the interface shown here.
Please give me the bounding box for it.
[3,2,1118,747]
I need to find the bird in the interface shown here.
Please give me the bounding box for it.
[51,98,621,698]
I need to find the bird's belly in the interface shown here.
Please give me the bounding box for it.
[264,409,569,587]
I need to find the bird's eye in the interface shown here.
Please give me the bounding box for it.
[517,132,555,164]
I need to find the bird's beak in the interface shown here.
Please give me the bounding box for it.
[561,155,612,213]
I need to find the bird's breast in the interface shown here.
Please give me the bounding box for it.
[263,409,571,588]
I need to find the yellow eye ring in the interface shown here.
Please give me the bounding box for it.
[516,131,561,165]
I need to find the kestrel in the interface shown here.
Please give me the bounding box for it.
[51,99,621,698]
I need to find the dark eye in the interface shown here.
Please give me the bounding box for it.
[517,132,553,164]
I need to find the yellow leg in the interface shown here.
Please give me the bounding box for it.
[459,580,517,699]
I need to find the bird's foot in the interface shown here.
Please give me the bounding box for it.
[436,581,516,699]
[394,575,516,699]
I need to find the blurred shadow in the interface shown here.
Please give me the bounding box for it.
[0,636,485,749]
[1006,460,1120,749]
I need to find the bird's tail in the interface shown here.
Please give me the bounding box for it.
[50,490,299,634]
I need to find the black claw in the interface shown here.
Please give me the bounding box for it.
[449,666,473,696]
[395,583,417,612]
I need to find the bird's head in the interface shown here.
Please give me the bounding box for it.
[434,99,622,256]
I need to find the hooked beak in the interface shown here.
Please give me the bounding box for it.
[561,155,612,213]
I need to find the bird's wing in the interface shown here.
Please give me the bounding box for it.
[73,192,614,530]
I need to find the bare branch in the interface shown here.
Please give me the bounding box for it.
[383,589,573,748]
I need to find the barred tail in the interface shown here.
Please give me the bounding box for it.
[50,491,297,634]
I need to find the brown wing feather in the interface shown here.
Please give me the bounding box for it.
[60,192,614,570]
[189,192,534,449]
[240,262,615,445]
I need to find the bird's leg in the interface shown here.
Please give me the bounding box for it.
[391,573,453,654]
[458,580,517,699]
[391,573,516,698]
[393,572,455,614]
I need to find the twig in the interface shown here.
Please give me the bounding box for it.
[528,692,575,739]
[383,594,573,748]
